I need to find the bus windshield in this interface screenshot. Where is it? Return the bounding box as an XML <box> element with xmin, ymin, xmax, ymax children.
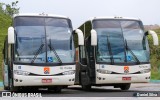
<box><xmin>93</xmin><ymin>19</ymin><xmax>149</xmax><ymax>64</ymax></box>
<box><xmin>14</xmin><ymin>16</ymin><xmax>75</xmax><ymax>64</ymax></box>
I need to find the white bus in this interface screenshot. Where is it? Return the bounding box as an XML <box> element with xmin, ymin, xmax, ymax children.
<box><xmin>75</xmin><ymin>17</ymin><xmax>158</xmax><ymax>90</ymax></box>
<box><xmin>2</xmin><ymin>13</ymin><xmax>84</xmax><ymax>92</ymax></box>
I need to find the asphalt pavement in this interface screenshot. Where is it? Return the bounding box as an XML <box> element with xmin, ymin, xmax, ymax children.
<box><xmin>0</xmin><ymin>83</ymin><xmax>159</xmax><ymax>98</ymax></box>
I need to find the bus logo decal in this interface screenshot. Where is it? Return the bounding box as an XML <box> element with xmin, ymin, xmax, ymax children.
<box><xmin>48</xmin><ymin>57</ymin><xmax>53</xmax><ymax>62</ymax></box>
<box><xmin>124</xmin><ymin>66</ymin><xmax>129</xmax><ymax>74</ymax></box>
<box><xmin>44</xmin><ymin>67</ymin><xmax>50</xmax><ymax>74</ymax></box>
<box><xmin>127</xmin><ymin>55</ymin><xmax>132</xmax><ymax>61</ymax></box>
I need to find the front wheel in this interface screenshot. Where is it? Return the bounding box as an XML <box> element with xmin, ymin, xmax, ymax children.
<box><xmin>10</xmin><ymin>86</ymin><xmax>19</xmax><ymax>92</ymax></box>
<box><xmin>48</xmin><ymin>86</ymin><xmax>62</xmax><ymax>93</ymax></box>
<box><xmin>3</xmin><ymin>78</ymin><xmax>10</xmax><ymax>90</ymax></box>
<box><xmin>9</xmin><ymin>78</ymin><xmax>19</xmax><ymax>92</ymax></box>
<box><xmin>82</xmin><ymin>85</ymin><xmax>91</xmax><ymax>91</ymax></box>
<box><xmin>54</xmin><ymin>87</ymin><xmax>62</xmax><ymax>93</ymax></box>
<box><xmin>4</xmin><ymin>86</ymin><xmax>10</xmax><ymax>90</ymax></box>
<box><xmin>120</xmin><ymin>83</ymin><xmax>131</xmax><ymax>90</ymax></box>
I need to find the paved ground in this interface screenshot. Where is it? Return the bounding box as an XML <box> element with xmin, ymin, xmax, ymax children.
<box><xmin>0</xmin><ymin>83</ymin><xmax>159</xmax><ymax>99</ymax></box>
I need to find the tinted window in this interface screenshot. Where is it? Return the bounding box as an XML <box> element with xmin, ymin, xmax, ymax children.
<box><xmin>93</xmin><ymin>19</ymin><xmax>149</xmax><ymax>64</ymax></box>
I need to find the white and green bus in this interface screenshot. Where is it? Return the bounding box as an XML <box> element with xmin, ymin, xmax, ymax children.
<box><xmin>75</xmin><ymin>17</ymin><xmax>158</xmax><ymax>90</ymax></box>
<box><xmin>2</xmin><ymin>13</ymin><xmax>84</xmax><ymax>92</ymax></box>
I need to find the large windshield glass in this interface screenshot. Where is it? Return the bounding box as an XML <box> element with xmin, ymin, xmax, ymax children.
<box><xmin>14</xmin><ymin>16</ymin><xmax>75</xmax><ymax>64</ymax></box>
<box><xmin>94</xmin><ymin>21</ymin><xmax>126</xmax><ymax>63</ymax></box>
<box><xmin>45</xmin><ymin>18</ymin><xmax>75</xmax><ymax>63</ymax></box>
<box><xmin>93</xmin><ymin>19</ymin><xmax>149</xmax><ymax>64</ymax></box>
<box><xmin>121</xmin><ymin>21</ymin><xmax>149</xmax><ymax>63</ymax></box>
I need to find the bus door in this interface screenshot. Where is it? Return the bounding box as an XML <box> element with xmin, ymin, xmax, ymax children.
<box><xmin>85</xmin><ymin>36</ymin><xmax>96</xmax><ymax>83</ymax></box>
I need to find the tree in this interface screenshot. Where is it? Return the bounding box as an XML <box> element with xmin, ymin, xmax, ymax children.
<box><xmin>0</xmin><ymin>3</ymin><xmax>5</xmax><ymax>14</ymax></box>
<box><xmin>5</xmin><ymin>1</ymin><xmax>19</xmax><ymax>17</ymax></box>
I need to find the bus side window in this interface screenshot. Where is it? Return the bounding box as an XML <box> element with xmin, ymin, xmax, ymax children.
<box><xmin>85</xmin><ymin>21</ymin><xmax>93</xmax><ymax>58</ymax></box>
<box><xmin>86</xmin><ymin>36</ymin><xmax>94</xmax><ymax>58</ymax></box>
<box><xmin>4</xmin><ymin>39</ymin><xmax>8</xmax><ymax>65</ymax></box>
<box><xmin>84</xmin><ymin>21</ymin><xmax>92</xmax><ymax>38</ymax></box>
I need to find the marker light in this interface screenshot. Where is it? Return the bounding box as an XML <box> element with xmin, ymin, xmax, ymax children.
<box><xmin>14</xmin><ymin>70</ymin><xmax>30</xmax><ymax>76</ymax></box>
<box><xmin>140</xmin><ymin>69</ymin><xmax>151</xmax><ymax>74</ymax></box>
<box><xmin>62</xmin><ymin>71</ymin><xmax>75</xmax><ymax>75</ymax></box>
<box><xmin>97</xmin><ymin>69</ymin><xmax>112</xmax><ymax>74</ymax></box>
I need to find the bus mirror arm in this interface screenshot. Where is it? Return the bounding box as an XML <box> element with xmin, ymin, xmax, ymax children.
<box><xmin>145</xmin><ymin>30</ymin><xmax>159</xmax><ymax>46</ymax></box>
<box><xmin>91</xmin><ymin>29</ymin><xmax>97</xmax><ymax>46</ymax></box>
<box><xmin>8</xmin><ymin>27</ymin><xmax>15</xmax><ymax>44</ymax></box>
<box><xmin>75</xmin><ymin>29</ymin><xmax>84</xmax><ymax>46</ymax></box>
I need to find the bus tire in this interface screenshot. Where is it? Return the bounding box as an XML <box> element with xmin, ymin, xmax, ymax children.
<box><xmin>9</xmin><ymin>79</ymin><xmax>19</xmax><ymax>92</ymax></box>
<box><xmin>21</xmin><ymin>87</ymin><xmax>38</xmax><ymax>92</ymax></box>
<box><xmin>54</xmin><ymin>87</ymin><xmax>62</xmax><ymax>93</ymax></box>
<box><xmin>3</xmin><ymin>81</ymin><xmax>10</xmax><ymax>90</ymax></box>
<box><xmin>10</xmin><ymin>86</ymin><xmax>19</xmax><ymax>92</ymax></box>
<box><xmin>4</xmin><ymin>86</ymin><xmax>10</xmax><ymax>90</ymax></box>
<box><xmin>120</xmin><ymin>83</ymin><xmax>131</xmax><ymax>90</ymax></box>
<box><xmin>82</xmin><ymin>85</ymin><xmax>91</xmax><ymax>91</ymax></box>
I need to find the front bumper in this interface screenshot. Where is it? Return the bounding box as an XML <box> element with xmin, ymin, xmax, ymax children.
<box><xmin>13</xmin><ymin>75</ymin><xmax>75</xmax><ymax>86</ymax></box>
<box><xmin>96</xmin><ymin>72</ymin><xmax>150</xmax><ymax>84</ymax></box>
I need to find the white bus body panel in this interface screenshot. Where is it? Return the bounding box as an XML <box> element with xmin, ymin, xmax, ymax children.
<box><xmin>13</xmin><ymin>64</ymin><xmax>75</xmax><ymax>86</ymax></box>
<box><xmin>95</xmin><ymin>64</ymin><xmax>150</xmax><ymax>84</ymax></box>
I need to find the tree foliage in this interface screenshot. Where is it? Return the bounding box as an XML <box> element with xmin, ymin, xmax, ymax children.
<box><xmin>0</xmin><ymin>1</ymin><xmax>19</xmax><ymax>80</ymax></box>
<box><xmin>0</xmin><ymin>1</ymin><xmax>19</xmax><ymax>17</ymax></box>
<box><xmin>0</xmin><ymin>3</ymin><xmax>5</xmax><ymax>13</ymax></box>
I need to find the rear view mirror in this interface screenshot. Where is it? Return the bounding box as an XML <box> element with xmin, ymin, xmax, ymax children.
<box><xmin>91</xmin><ymin>29</ymin><xmax>97</xmax><ymax>46</ymax></box>
<box><xmin>145</xmin><ymin>30</ymin><xmax>159</xmax><ymax>46</ymax></box>
<box><xmin>74</xmin><ymin>29</ymin><xmax>84</xmax><ymax>46</ymax></box>
<box><xmin>8</xmin><ymin>27</ymin><xmax>15</xmax><ymax>44</ymax></box>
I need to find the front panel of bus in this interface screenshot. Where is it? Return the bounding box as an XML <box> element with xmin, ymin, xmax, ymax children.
<box><xmin>12</xmin><ymin>16</ymin><xmax>75</xmax><ymax>86</ymax></box>
<box><xmin>92</xmin><ymin>19</ymin><xmax>150</xmax><ymax>84</ymax></box>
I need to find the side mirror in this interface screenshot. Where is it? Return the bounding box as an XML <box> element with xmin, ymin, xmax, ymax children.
<box><xmin>146</xmin><ymin>30</ymin><xmax>159</xmax><ymax>46</ymax></box>
<box><xmin>91</xmin><ymin>29</ymin><xmax>97</xmax><ymax>46</ymax></box>
<box><xmin>75</xmin><ymin>29</ymin><xmax>84</xmax><ymax>46</ymax></box>
<box><xmin>8</xmin><ymin>27</ymin><xmax>15</xmax><ymax>44</ymax></box>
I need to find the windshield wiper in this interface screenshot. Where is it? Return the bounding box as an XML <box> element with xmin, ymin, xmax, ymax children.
<box><xmin>48</xmin><ymin>39</ymin><xmax>62</xmax><ymax>64</ymax></box>
<box><xmin>125</xmin><ymin>39</ymin><xmax>140</xmax><ymax>64</ymax></box>
<box><xmin>31</xmin><ymin>44</ymin><xmax>44</xmax><ymax>63</ymax></box>
<box><xmin>106</xmin><ymin>34</ymin><xmax>114</xmax><ymax>65</ymax></box>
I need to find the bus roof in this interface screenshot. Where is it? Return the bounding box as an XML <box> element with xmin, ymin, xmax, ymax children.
<box><xmin>13</xmin><ymin>13</ymin><xmax>69</xmax><ymax>19</ymax></box>
<box><xmin>89</xmin><ymin>16</ymin><xmax>141</xmax><ymax>21</ymax></box>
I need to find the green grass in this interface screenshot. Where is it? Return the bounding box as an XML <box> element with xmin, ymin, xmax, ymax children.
<box><xmin>149</xmin><ymin>29</ymin><xmax>160</xmax><ymax>80</ymax></box>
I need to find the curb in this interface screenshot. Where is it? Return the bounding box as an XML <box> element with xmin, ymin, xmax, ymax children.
<box><xmin>0</xmin><ymin>82</ymin><xmax>3</xmax><ymax>87</ymax></box>
<box><xmin>150</xmin><ymin>80</ymin><xmax>160</xmax><ymax>83</ymax></box>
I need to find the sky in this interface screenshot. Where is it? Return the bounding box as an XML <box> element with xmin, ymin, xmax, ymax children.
<box><xmin>1</xmin><ymin>0</ymin><xmax>160</xmax><ymax>29</ymax></box>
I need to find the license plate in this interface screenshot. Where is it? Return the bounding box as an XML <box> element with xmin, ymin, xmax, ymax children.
<box><xmin>42</xmin><ymin>79</ymin><xmax>52</xmax><ymax>83</ymax></box>
<box><xmin>122</xmin><ymin>77</ymin><xmax>131</xmax><ymax>81</ymax></box>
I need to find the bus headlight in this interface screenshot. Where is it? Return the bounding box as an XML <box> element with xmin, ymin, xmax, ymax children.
<box><xmin>97</xmin><ymin>69</ymin><xmax>112</xmax><ymax>74</ymax></box>
<box><xmin>140</xmin><ymin>69</ymin><xmax>151</xmax><ymax>74</ymax></box>
<box><xmin>62</xmin><ymin>71</ymin><xmax>75</xmax><ymax>75</ymax></box>
<box><xmin>14</xmin><ymin>70</ymin><xmax>30</xmax><ymax>76</ymax></box>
